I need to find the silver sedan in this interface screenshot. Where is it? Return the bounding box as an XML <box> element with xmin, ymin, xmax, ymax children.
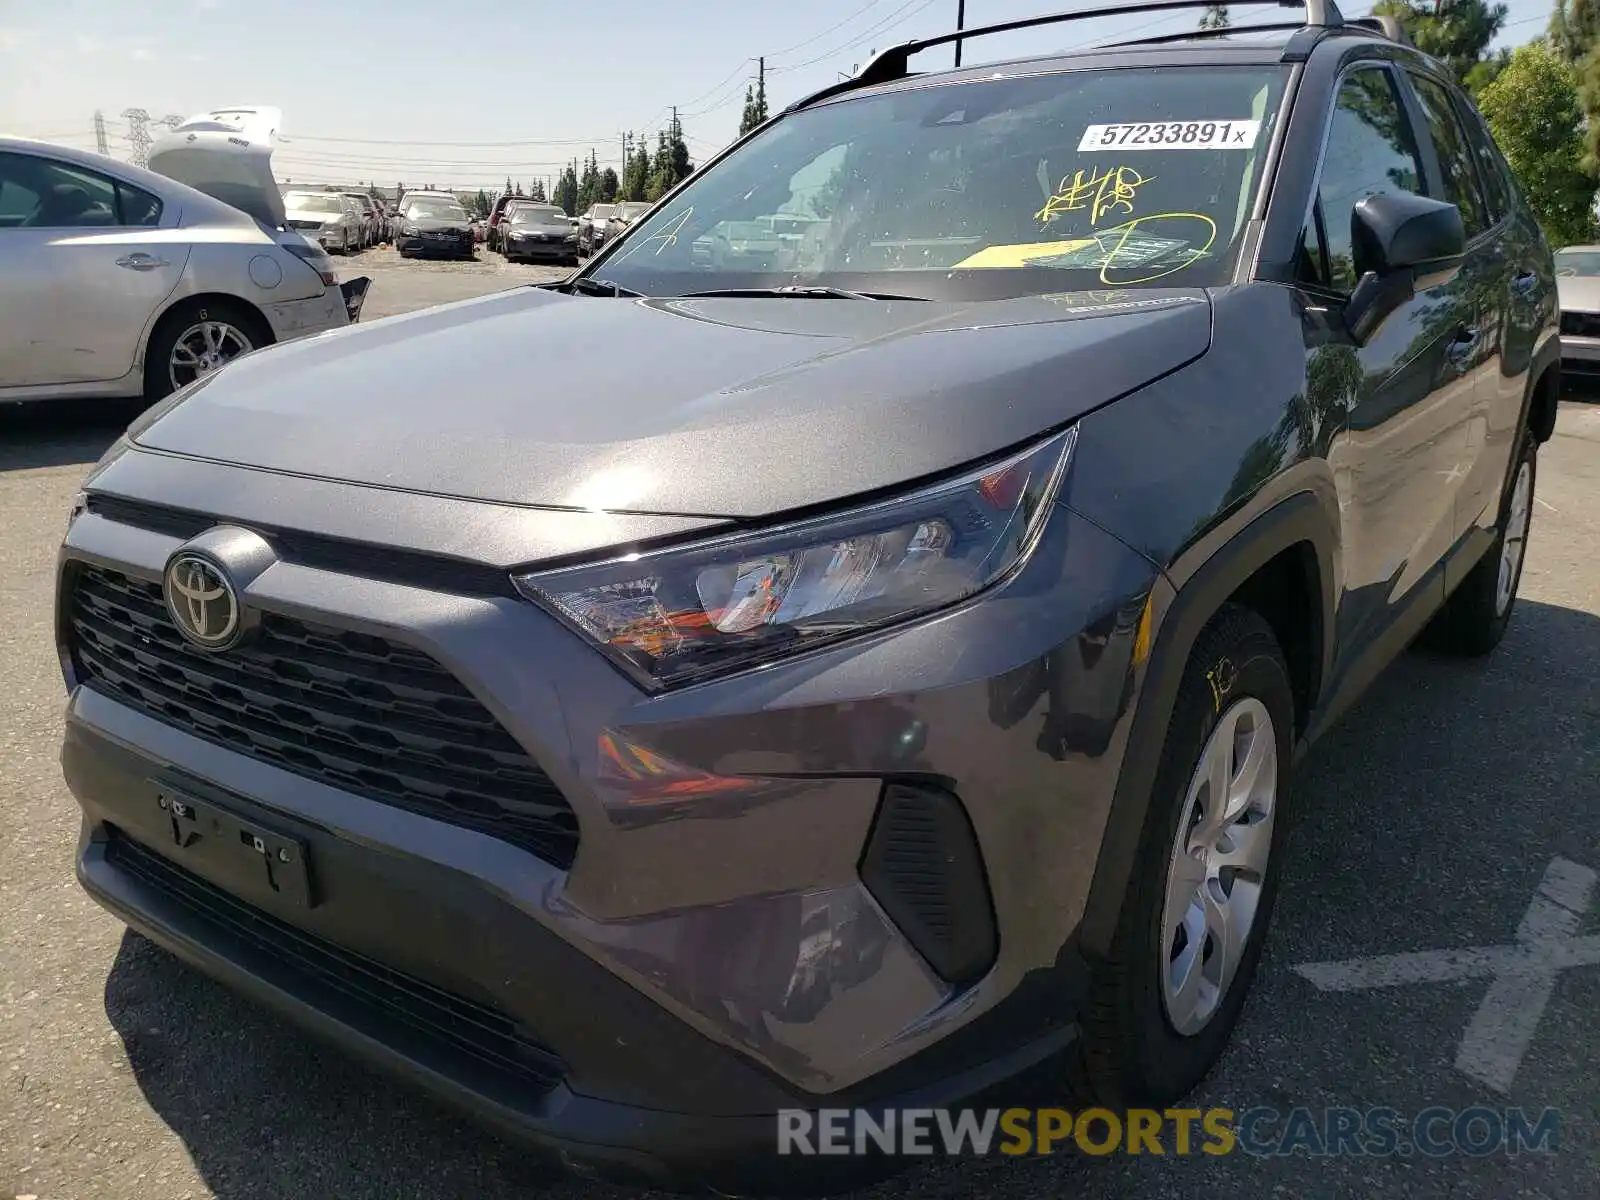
<box><xmin>0</xmin><ymin>137</ymin><xmax>369</xmax><ymax>405</ymax></box>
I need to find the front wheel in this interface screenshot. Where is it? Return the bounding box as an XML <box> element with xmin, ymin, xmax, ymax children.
<box><xmin>1069</xmin><ymin>604</ymin><xmax>1294</xmax><ymax>1107</ymax></box>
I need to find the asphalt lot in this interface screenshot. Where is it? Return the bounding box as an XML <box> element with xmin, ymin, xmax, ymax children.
<box><xmin>3</xmin><ymin>251</ymin><xmax>1598</xmax><ymax>1199</ymax></box>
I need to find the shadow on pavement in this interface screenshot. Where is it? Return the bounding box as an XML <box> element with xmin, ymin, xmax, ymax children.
<box><xmin>100</xmin><ymin>598</ymin><xmax>1600</xmax><ymax>1200</ymax></box>
<box><xmin>0</xmin><ymin>398</ymin><xmax>142</xmax><ymax>473</ymax></box>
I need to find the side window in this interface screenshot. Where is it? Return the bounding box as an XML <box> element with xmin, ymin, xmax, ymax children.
<box><xmin>116</xmin><ymin>182</ymin><xmax>163</xmax><ymax>228</ymax></box>
<box><xmin>1408</xmin><ymin>73</ymin><xmax>1489</xmax><ymax>238</ymax></box>
<box><xmin>1456</xmin><ymin>100</ymin><xmax>1511</xmax><ymax>223</ymax></box>
<box><xmin>19</xmin><ymin>160</ymin><xmax>118</xmax><ymax>228</ymax></box>
<box><xmin>1302</xmin><ymin>66</ymin><xmax>1425</xmax><ymax>294</ymax></box>
<box><xmin>0</xmin><ymin>155</ymin><xmax>41</xmax><ymax>227</ymax></box>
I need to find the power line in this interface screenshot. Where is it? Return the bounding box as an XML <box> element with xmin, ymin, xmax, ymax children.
<box><xmin>768</xmin><ymin>0</ymin><xmax>898</xmax><ymax>58</ymax></box>
<box><xmin>769</xmin><ymin>0</ymin><xmax>942</xmax><ymax>73</ymax></box>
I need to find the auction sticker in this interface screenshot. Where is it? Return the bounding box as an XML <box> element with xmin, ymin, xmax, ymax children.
<box><xmin>1078</xmin><ymin>119</ymin><xmax>1262</xmax><ymax>151</ymax></box>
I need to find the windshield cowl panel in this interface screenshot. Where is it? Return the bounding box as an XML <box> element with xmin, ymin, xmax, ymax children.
<box><xmin>597</xmin><ymin>65</ymin><xmax>1287</xmax><ymax>301</ymax></box>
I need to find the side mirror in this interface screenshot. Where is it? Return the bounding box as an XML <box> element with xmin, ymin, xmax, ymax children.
<box><xmin>1344</xmin><ymin>192</ymin><xmax>1465</xmax><ymax>344</ymax></box>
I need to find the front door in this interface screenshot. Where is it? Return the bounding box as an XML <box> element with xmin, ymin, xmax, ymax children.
<box><xmin>1291</xmin><ymin>63</ymin><xmax>1473</xmax><ymax>675</ymax></box>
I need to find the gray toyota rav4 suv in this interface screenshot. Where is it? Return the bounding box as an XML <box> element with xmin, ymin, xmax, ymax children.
<box><xmin>58</xmin><ymin>1</ymin><xmax>1558</xmax><ymax>1191</ymax></box>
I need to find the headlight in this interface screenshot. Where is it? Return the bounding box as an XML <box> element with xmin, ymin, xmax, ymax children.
<box><xmin>565</xmin><ymin>231</ymin><xmax>579</xmax><ymax>241</ymax></box>
<box><xmin>402</xmin><ymin>223</ymin><xmax>420</xmax><ymax>236</ymax></box>
<box><xmin>515</xmin><ymin>428</ymin><xmax>1076</xmax><ymax>690</ymax></box>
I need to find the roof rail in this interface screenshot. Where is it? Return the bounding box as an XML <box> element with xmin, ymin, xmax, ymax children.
<box><xmin>1108</xmin><ymin>20</ymin><xmax>1310</xmax><ymax>47</ymax></box>
<box><xmin>851</xmin><ymin>0</ymin><xmax>1344</xmax><ymax>86</ymax></box>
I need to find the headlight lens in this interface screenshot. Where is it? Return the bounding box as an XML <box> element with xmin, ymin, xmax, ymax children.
<box><xmin>515</xmin><ymin>428</ymin><xmax>1076</xmax><ymax>690</ymax></box>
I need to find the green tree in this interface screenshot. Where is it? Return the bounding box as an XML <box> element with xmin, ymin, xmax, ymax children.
<box><xmin>529</xmin><ymin>178</ymin><xmax>547</xmax><ymax>203</ymax></box>
<box><xmin>739</xmin><ymin>77</ymin><xmax>769</xmax><ymax>135</ymax></box>
<box><xmin>577</xmin><ymin>150</ymin><xmax>600</xmax><ymax>212</ymax></box>
<box><xmin>647</xmin><ymin>115</ymin><xmax>694</xmax><ymax>200</ymax></box>
<box><xmin>599</xmin><ymin>167</ymin><xmax>620</xmax><ymax>203</ymax></box>
<box><xmin>1199</xmin><ymin>5</ymin><xmax>1230</xmax><ymax>30</ymax></box>
<box><xmin>1373</xmin><ymin>0</ymin><xmax>1508</xmax><ymax>94</ymax></box>
<box><xmin>474</xmin><ymin>188</ymin><xmax>490</xmax><ymax>217</ymax></box>
<box><xmin>554</xmin><ymin>163</ymin><xmax>579</xmax><ymax>215</ymax></box>
<box><xmin>624</xmin><ymin>136</ymin><xmax>652</xmax><ymax>201</ymax></box>
<box><xmin>514</xmin><ymin>180</ymin><xmax>524</xmax><ymax>197</ymax></box>
<box><xmin>1550</xmin><ymin>0</ymin><xmax>1600</xmax><ymax>62</ymax></box>
<box><xmin>1479</xmin><ymin>42</ymin><xmax>1597</xmax><ymax>245</ymax></box>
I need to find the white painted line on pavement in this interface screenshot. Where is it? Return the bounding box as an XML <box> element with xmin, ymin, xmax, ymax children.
<box><xmin>1294</xmin><ymin>857</ymin><xmax>1598</xmax><ymax>1094</ymax></box>
<box><xmin>1535</xmin><ymin>496</ymin><xmax>1558</xmax><ymax>512</ymax></box>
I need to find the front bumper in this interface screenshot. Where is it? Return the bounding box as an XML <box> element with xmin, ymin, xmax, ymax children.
<box><xmin>1559</xmin><ymin>329</ymin><xmax>1600</xmax><ymax>374</ymax></box>
<box><xmin>397</xmin><ymin>232</ymin><xmax>475</xmax><ymax>256</ymax></box>
<box><xmin>504</xmin><ymin>236</ymin><xmax>578</xmax><ymax>259</ymax></box>
<box><xmin>57</xmin><ymin>450</ymin><xmax>1157</xmax><ymax>1183</ymax></box>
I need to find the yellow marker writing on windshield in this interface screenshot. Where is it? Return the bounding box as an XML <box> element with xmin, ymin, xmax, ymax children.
<box><xmin>1036</xmin><ymin>165</ymin><xmax>1153</xmax><ymax>227</ymax></box>
<box><xmin>1093</xmin><ymin>212</ymin><xmax>1217</xmax><ymax>285</ymax></box>
<box><xmin>640</xmin><ymin>207</ymin><xmax>694</xmax><ymax>256</ymax></box>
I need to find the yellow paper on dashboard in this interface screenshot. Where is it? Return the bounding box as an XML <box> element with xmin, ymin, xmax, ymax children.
<box><xmin>954</xmin><ymin>239</ymin><xmax>1098</xmax><ymax>269</ymax></box>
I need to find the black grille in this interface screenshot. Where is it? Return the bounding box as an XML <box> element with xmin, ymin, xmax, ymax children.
<box><xmin>68</xmin><ymin>565</ymin><xmax>579</xmax><ymax>868</ymax></box>
<box><xmin>105</xmin><ymin>829</ymin><xmax>565</xmax><ymax>1092</ymax></box>
<box><xmin>82</xmin><ymin>495</ymin><xmax>518</xmax><ymax>598</ymax></box>
<box><xmin>1561</xmin><ymin>310</ymin><xmax>1600</xmax><ymax>339</ymax></box>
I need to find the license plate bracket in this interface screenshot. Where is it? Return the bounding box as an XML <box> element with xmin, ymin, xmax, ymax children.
<box><xmin>152</xmin><ymin>782</ymin><xmax>316</xmax><ymax>908</ymax></box>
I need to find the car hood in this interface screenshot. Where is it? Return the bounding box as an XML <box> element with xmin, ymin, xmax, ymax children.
<box><xmin>133</xmin><ymin>286</ymin><xmax>1212</xmax><ymax>519</ymax></box>
<box><xmin>284</xmin><ymin>206</ymin><xmax>341</xmax><ymax>223</ymax></box>
<box><xmin>1558</xmin><ymin>275</ymin><xmax>1600</xmax><ymax>313</ymax></box>
<box><xmin>404</xmin><ymin>217</ymin><xmax>472</xmax><ymax>232</ymax></box>
<box><xmin>148</xmin><ymin>106</ymin><xmax>286</xmax><ymax>229</ymax></box>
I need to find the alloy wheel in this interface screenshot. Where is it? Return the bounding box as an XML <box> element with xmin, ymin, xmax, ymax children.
<box><xmin>169</xmin><ymin>320</ymin><xmax>253</xmax><ymax>391</ymax></box>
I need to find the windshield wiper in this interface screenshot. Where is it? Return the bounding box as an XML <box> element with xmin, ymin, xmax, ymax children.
<box><xmin>564</xmin><ymin>277</ymin><xmax>644</xmax><ymax>298</ymax></box>
<box><xmin>675</xmin><ymin>285</ymin><xmax>929</xmax><ymax>301</ymax></box>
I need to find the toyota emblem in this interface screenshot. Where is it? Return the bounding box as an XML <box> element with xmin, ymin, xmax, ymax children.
<box><xmin>163</xmin><ymin>553</ymin><xmax>241</xmax><ymax>650</ymax></box>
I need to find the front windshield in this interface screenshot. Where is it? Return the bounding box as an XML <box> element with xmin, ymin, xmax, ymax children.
<box><xmin>405</xmin><ymin>198</ymin><xmax>468</xmax><ymax>221</ymax></box>
<box><xmin>615</xmin><ymin>203</ymin><xmax>650</xmax><ymax>219</ymax></box>
<box><xmin>286</xmin><ymin>194</ymin><xmax>344</xmax><ymax>214</ymax></box>
<box><xmin>600</xmin><ymin>66</ymin><xmax>1287</xmax><ymax>299</ymax></box>
<box><xmin>512</xmin><ymin>206</ymin><xmax>566</xmax><ymax>224</ymax></box>
<box><xmin>1556</xmin><ymin>249</ymin><xmax>1600</xmax><ymax>276</ymax></box>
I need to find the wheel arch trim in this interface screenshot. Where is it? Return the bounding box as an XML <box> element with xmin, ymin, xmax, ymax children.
<box><xmin>1078</xmin><ymin>490</ymin><xmax>1338</xmax><ymax>958</ymax></box>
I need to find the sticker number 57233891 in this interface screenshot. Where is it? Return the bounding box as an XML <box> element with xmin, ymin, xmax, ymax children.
<box><xmin>1077</xmin><ymin>120</ymin><xmax>1262</xmax><ymax>151</ymax></box>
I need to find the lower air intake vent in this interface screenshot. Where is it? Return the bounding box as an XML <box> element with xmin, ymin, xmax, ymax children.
<box><xmin>859</xmin><ymin>783</ymin><xmax>997</xmax><ymax>986</ymax></box>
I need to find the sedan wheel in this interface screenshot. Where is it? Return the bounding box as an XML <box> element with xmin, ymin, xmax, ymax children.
<box><xmin>169</xmin><ymin>320</ymin><xmax>254</xmax><ymax>391</ymax></box>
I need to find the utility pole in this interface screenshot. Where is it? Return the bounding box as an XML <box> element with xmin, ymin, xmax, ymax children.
<box><xmin>954</xmin><ymin>0</ymin><xmax>966</xmax><ymax>66</ymax></box>
<box><xmin>122</xmin><ymin>108</ymin><xmax>151</xmax><ymax>168</ymax></box>
<box><xmin>93</xmin><ymin>110</ymin><xmax>108</xmax><ymax>156</ymax></box>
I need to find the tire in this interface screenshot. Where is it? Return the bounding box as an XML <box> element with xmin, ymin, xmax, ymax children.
<box><xmin>1068</xmin><ymin>603</ymin><xmax>1294</xmax><ymax>1107</ymax></box>
<box><xmin>1424</xmin><ymin>433</ymin><xmax>1537</xmax><ymax>657</ymax></box>
<box><xmin>142</xmin><ymin>298</ymin><xmax>272</xmax><ymax>403</ymax></box>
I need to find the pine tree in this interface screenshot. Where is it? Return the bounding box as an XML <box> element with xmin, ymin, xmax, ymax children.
<box><xmin>505</xmin><ymin>175</ymin><xmax>513</xmax><ymax>196</ymax></box>
<box><xmin>554</xmin><ymin>163</ymin><xmax>579</xmax><ymax>215</ymax></box>
<box><xmin>529</xmin><ymin>178</ymin><xmax>547</xmax><ymax>203</ymax></box>
<box><xmin>624</xmin><ymin>136</ymin><xmax>651</xmax><ymax>201</ymax></box>
<box><xmin>739</xmin><ymin>75</ymin><xmax>769</xmax><ymax>135</ymax></box>
<box><xmin>514</xmin><ymin>180</ymin><xmax>524</xmax><ymax>197</ymax></box>
<box><xmin>577</xmin><ymin>150</ymin><xmax>600</xmax><ymax>212</ymax></box>
<box><xmin>474</xmin><ymin>188</ymin><xmax>489</xmax><ymax>217</ymax></box>
<box><xmin>599</xmin><ymin>167</ymin><xmax>620</xmax><ymax>203</ymax></box>
<box><xmin>1373</xmin><ymin>0</ymin><xmax>1509</xmax><ymax>94</ymax></box>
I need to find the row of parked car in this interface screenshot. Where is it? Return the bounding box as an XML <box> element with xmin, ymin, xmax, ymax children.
<box><xmin>474</xmin><ymin>195</ymin><xmax>653</xmax><ymax>265</ymax></box>
<box><xmin>280</xmin><ymin>188</ymin><xmax>392</xmax><ymax>254</ymax></box>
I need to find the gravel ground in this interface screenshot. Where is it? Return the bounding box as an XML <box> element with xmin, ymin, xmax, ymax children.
<box><xmin>2</xmin><ymin>260</ymin><xmax>1597</xmax><ymax>1199</ymax></box>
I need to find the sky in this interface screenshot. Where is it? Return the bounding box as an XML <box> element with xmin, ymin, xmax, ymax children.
<box><xmin>0</xmin><ymin>0</ymin><xmax>1562</xmax><ymax>193</ymax></box>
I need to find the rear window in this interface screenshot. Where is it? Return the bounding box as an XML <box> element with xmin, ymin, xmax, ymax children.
<box><xmin>602</xmin><ymin>65</ymin><xmax>1290</xmax><ymax>300</ymax></box>
<box><xmin>512</xmin><ymin>205</ymin><xmax>566</xmax><ymax>224</ymax></box>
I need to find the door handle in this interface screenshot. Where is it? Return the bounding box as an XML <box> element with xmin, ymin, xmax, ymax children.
<box><xmin>115</xmin><ymin>253</ymin><xmax>169</xmax><ymax>271</ymax></box>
